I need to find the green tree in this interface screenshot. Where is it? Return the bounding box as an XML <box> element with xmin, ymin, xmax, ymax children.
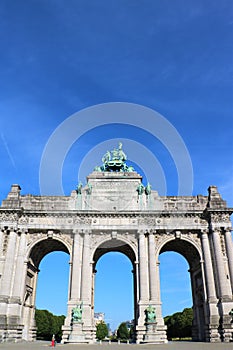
<box><xmin>35</xmin><ymin>309</ymin><xmax>65</xmax><ymax>341</ymax></box>
<box><xmin>164</xmin><ymin>307</ymin><xmax>193</xmax><ymax>340</ymax></box>
<box><xmin>117</xmin><ymin>322</ymin><xmax>129</xmax><ymax>340</ymax></box>
<box><xmin>96</xmin><ymin>321</ymin><xmax>108</xmax><ymax>340</ymax></box>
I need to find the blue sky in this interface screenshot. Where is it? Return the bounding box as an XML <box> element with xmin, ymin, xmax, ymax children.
<box><xmin>0</xmin><ymin>0</ymin><xmax>232</xmax><ymax>331</ymax></box>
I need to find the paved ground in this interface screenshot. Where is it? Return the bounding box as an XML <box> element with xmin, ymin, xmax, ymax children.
<box><xmin>0</xmin><ymin>341</ymin><xmax>232</xmax><ymax>350</ymax></box>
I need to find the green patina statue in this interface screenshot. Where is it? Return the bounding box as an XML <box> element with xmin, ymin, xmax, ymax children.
<box><xmin>76</xmin><ymin>182</ymin><xmax>82</xmax><ymax>195</ymax></box>
<box><xmin>94</xmin><ymin>142</ymin><xmax>134</xmax><ymax>172</ymax></box>
<box><xmin>87</xmin><ymin>183</ymin><xmax>92</xmax><ymax>195</ymax></box>
<box><xmin>72</xmin><ymin>302</ymin><xmax>83</xmax><ymax>323</ymax></box>
<box><xmin>145</xmin><ymin>305</ymin><xmax>156</xmax><ymax>323</ymax></box>
<box><xmin>145</xmin><ymin>183</ymin><xmax>152</xmax><ymax>195</ymax></box>
<box><xmin>137</xmin><ymin>183</ymin><xmax>144</xmax><ymax>195</ymax></box>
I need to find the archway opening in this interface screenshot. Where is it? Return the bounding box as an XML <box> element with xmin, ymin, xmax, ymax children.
<box><xmin>158</xmin><ymin>238</ymin><xmax>205</xmax><ymax>341</ymax></box>
<box><xmin>93</xmin><ymin>240</ymin><xmax>136</xmax><ymax>335</ymax></box>
<box><xmin>160</xmin><ymin>251</ymin><xmax>192</xmax><ymax>318</ymax></box>
<box><xmin>36</xmin><ymin>251</ymin><xmax>70</xmax><ymax>316</ymax></box>
<box><xmin>24</xmin><ymin>238</ymin><xmax>70</xmax><ymax>341</ymax></box>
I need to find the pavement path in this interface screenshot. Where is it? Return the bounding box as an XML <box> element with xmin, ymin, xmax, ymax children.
<box><xmin>0</xmin><ymin>342</ymin><xmax>232</xmax><ymax>350</ymax></box>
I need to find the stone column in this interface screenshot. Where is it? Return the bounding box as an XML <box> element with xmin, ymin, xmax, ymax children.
<box><xmin>80</xmin><ymin>230</ymin><xmax>93</xmax><ymax>333</ymax></box>
<box><xmin>30</xmin><ymin>269</ymin><xmax>39</xmax><ymax>333</ymax></box>
<box><xmin>138</xmin><ymin>231</ymin><xmax>149</xmax><ymax>302</ymax></box>
<box><xmin>70</xmin><ymin>231</ymin><xmax>82</xmax><ymax>301</ymax></box>
<box><xmin>91</xmin><ymin>264</ymin><xmax>96</xmax><ymax>322</ymax></box>
<box><xmin>12</xmin><ymin>231</ymin><xmax>27</xmax><ymax>300</ymax></box>
<box><xmin>211</xmin><ymin>229</ymin><xmax>232</xmax><ymax>299</ymax></box>
<box><xmin>0</xmin><ymin>229</ymin><xmax>6</xmax><ymax>288</ymax></box>
<box><xmin>1</xmin><ymin>228</ymin><xmax>18</xmax><ymax>297</ymax></box>
<box><xmin>62</xmin><ymin>231</ymin><xmax>83</xmax><ymax>343</ymax></box>
<box><xmin>148</xmin><ymin>231</ymin><xmax>157</xmax><ymax>301</ymax></box>
<box><xmin>224</xmin><ymin>228</ymin><xmax>233</xmax><ymax>292</ymax></box>
<box><xmin>200</xmin><ymin>230</ymin><xmax>217</xmax><ymax>302</ymax></box>
<box><xmin>135</xmin><ymin>260</ymin><xmax>139</xmax><ymax>303</ymax></box>
<box><xmin>136</xmin><ymin>231</ymin><xmax>149</xmax><ymax>342</ymax></box>
<box><xmin>81</xmin><ymin>230</ymin><xmax>92</xmax><ymax>303</ymax></box>
<box><xmin>31</xmin><ymin>270</ymin><xmax>39</xmax><ymax>307</ymax></box>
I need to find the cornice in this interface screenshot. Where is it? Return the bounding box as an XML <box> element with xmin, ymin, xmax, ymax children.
<box><xmin>0</xmin><ymin>209</ymin><xmax>208</xmax><ymax>218</ymax></box>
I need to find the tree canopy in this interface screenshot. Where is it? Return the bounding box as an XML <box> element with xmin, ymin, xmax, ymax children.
<box><xmin>117</xmin><ymin>322</ymin><xmax>130</xmax><ymax>340</ymax></box>
<box><xmin>96</xmin><ymin>321</ymin><xmax>108</xmax><ymax>340</ymax></box>
<box><xmin>164</xmin><ymin>307</ymin><xmax>193</xmax><ymax>340</ymax></box>
<box><xmin>35</xmin><ymin>309</ymin><xmax>65</xmax><ymax>342</ymax></box>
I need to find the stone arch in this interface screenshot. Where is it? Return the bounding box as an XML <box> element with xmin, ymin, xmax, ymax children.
<box><xmin>92</xmin><ymin>236</ymin><xmax>137</xmax><ymax>267</ymax></box>
<box><xmin>156</xmin><ymin>235</ymin><xmax>202</xmax><ymax>266</ymax></box>
<box><xmin>156</xmin><ymin>235</ymin><xmax>206</xmax><ymax>341</ymax></box>
<box><xmin>23</xmin><ymin>236</ymin><xmax>71</xmax><ymax>341</ymax></box>
<box><xmin>26</xmin><ymin>235</ymin><xmax>71</xmax><ymax>268</ymax></box>
<box><xmin>92</xmin><ymin>236</ymin><xmax>137</xmax><ymax>337</ymax></box>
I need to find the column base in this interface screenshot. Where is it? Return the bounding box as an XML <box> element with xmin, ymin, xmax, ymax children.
<box><xmin>68</xmin><ymin>323</ymin><xmax>88</xmax><ymax>343</ymax></box>
<box><xmin>62</xmin><ymin>322</ymin><xmax>95</xmax><ymax>344</ymax></box>
<box><xmin>141</xmin><ymin>322</ymin><xmax>168</xmax><ymax>344</ymax></box>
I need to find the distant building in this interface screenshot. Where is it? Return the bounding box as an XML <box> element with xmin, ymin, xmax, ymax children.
<box><xmin>94</xmin><ymin>312</ymin><xmax>105</xmax><ymax>325</ymax></box>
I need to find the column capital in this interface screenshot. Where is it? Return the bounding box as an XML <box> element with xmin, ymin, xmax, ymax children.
<box><xmin>73</xmin><ymin>228</ymin><xmax>92</xmax><ymax>235</ymax></box>
<box><xmin>224</xmin><ymin>227</ymin><xmax>232</xmax><ymax>234</ymax></box>
<box><xmin>209</xmin><ymin>225</ymin><xmax>222</xmax><ymax>234</ymax></box>
<box><xmin>213</xmin><ymin>227</ymin><xmax>223</xmax><ymax>235</ymax></box>
<box><xmin>200</xmin><ymin>229</ymin><xmax>209</xmax><ymax>235</ymax></box>
<box><xmin>9</xmin><ymin>227</ymin><xmax>17</xmax><ymax>233</ymax></box>
<box><xmin>137</xmin><ymin>229</ymin><xmax>145</xmax><ymax>236</ymax></box>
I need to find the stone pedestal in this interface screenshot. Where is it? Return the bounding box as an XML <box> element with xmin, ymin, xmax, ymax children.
<box><xmin>68</xmin><ymin>323</ymin><xmax>87</xmax><ymax>343</ymax></box>
<box><xmin>143</xmin><ymin>322</ymin><xmax>167</xmax><ymax>344</ymax></box>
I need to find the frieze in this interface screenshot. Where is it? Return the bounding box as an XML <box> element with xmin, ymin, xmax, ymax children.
<box><xmin>18</xmin><ymin>215</ymin><xmax>29</xmax><ymax>224</ymax></box>
<box><xmin>210</xmin><ymin>213</ymin><xmax>231</xmax><ymax>223</ymax></box>
<box><xmin>91</xmin><ymin>181</ymin><xmax>136</xmax><ymax>188</ymax></box>
<box><xmin>0</xmin><ymin>212</ymin><xmax>18</xmax><ymax>222</ymax></box>
<box><xmin>139</xmin><ymin>217</ymin><xmax>156</xmax><ymax>226</ymax></box>
<box><xmin>74</xmin><ymin>216</ymin><xmax>92</xmax><ymax>225</ymax></box>
<box><xmin>199</xmin><ymin>218</ymin><xmax>208</xmax><ymax>225</ymax></box>
<box><xmin>90</xmin><ymin>216</ymin><xmax>137</xmax><ymax>227</ymax></box>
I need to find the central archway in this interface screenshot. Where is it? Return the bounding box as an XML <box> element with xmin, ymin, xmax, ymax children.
<box><xmin>92</xmin><ymin>238</ymin><xmax>137</xmax><ymax>338</ymax></box>
<box><xmin>158</xmin><ymin>237</ymin><xmax>205</xmax><ymax>341</ymax></box>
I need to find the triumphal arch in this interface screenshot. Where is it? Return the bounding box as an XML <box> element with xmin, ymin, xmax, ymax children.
<box><xmin>0</xmin><ymin>143</ymin><xmax>232</xmax><ymax>343</ymax></box>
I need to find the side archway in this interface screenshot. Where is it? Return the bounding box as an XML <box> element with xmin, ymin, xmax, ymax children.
<box><xmin>157</xmin><ymin>236</ymin><xmax>206</xmax><ymax>341</ymax></box>
<box><xmin>22</xmin><ymin>236</ymin><xmax>71</xmax><ymax>341</ymax></box>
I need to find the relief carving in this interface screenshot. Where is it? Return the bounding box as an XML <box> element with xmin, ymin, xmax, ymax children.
<box><xmin>220</xmin><ymin>233</ymin><xmax>227</xmax><ymax>256</ymax></box>
<box><xmin>74</xmin><ymin>216</ymin><xmax>92</xmax><ymax>225</ymax></box>
<box><xmin>0</xmin><ymin>212</ymin><xmax>18</xmax><ymax>222</ymax></box>
<box><xmin>139</xmin><ymin>217</ymin><xmax>156</xmax><ymax>226</ymax></box>
<box><xmin>210</xmin><ymin>213</ymin><xmax>230</xmax><ymax>223</ymax></box>
<box><xmin>18</xmin><ymin>215</ymin><xmax>29</xmax><ymax>224</ymax></box>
